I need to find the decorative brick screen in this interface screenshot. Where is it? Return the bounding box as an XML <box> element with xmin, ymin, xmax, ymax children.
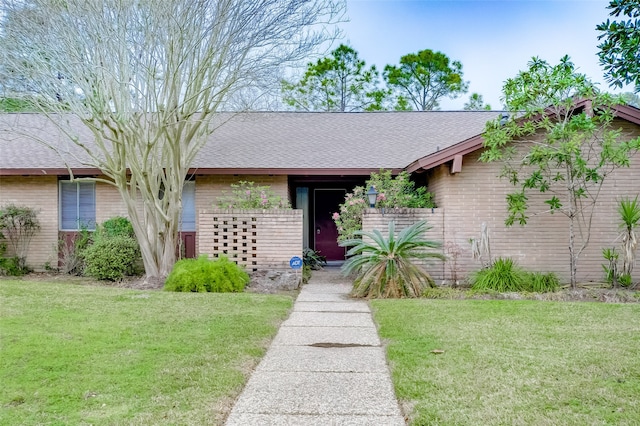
<box><xmin>199</xmin><ymin>209</ymin><xmax>303</xmax><ymax>271</ymax></box>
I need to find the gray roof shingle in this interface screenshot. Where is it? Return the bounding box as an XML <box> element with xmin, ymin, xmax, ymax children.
<box><xmin>0</xmin><ymin>111</ymin><xmax>498</xmax><ymax>174</ymax></box>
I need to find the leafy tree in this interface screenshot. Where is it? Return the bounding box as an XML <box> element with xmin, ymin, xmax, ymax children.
<box><xmin>0</xmin><ymin>0</ymin><xmax>343</xmax><ymax>286</ymax></box>
<box><xmin>622</xmin><ymin>91</ymin><xmax>640</xmax><ymax>107</ymax></box>
<box><xmin>481</xmin><ymin>56</ymin><xmax>640</xmax><ymax>288</ymax></box>
<box><xmin>463</xmin><ymin>93</ymin><xmax>492</xmax><ymax>111</ymax></box>
<box><xmin>597</xmin><ymin>0</ymin><xmax>640</xmax><ymax>92</ymax></box>
<box><xmin>340</xmin><ymin>220</ymin><xmax>445</xmax><ymax>298</ymax></box>
<box><xmin>383</xmin><ymin>49</ymin><xmax>468</xmax><ymax>111</ymax></box>
<box><xmin>281</xmin><ymin>44</ymin><xmax>387</xmax><ymax>111</ymax></box>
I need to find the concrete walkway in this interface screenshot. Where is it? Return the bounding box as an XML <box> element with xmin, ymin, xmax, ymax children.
<box><xmin>225</xmin><ymin>268</ymin><xmax>406</xmax><ymax>425</ymax></box>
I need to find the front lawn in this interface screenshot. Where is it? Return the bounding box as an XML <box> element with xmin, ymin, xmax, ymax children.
<box><xmin>372</xmin><ymin>299</ymin><xmax>640</xmax><ymax>425</ymax></box>
<box><xmin>0</xmin><ymin>280</ymin><xmax>293</xmax><ymax>425</ymax></box>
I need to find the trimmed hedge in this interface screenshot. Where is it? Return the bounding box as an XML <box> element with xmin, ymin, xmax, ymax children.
<box><xmin>164</xmin><ymin>255</ymin><xmax>249</xmax><ymax>292</ymax></box>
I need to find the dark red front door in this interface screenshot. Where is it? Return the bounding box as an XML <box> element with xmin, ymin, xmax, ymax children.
<box><xmin>314</xmin><ymin>189</ymin><xmax>345</xmax><ymax>261</ymax></box>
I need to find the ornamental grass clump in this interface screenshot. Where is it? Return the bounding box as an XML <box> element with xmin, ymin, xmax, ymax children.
<box><xmin>470</xmin><ymin>257</ymin><xmax>526</xmax><ymax>293</ymax></box>
<box><xmin>164</xmin><ymin>255</ymin><xmax>249</xmax><ymax>292</ymax></box>
<box><xmin>470</xmin><ymin>258</ymin><xmax>559</xmax><ymax>293</ymax></box>
<box><xmin>340</xmin><ymin>220</ymin><xmax>445</xmax><ymax>298</ymax></box>
<box><xmin>527</xmin><ymin>271</ymin><xmax>560</xmax><ymax>293</ymax></box>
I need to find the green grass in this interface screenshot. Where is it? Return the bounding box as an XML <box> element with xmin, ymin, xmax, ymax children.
<box><xmin>0</xmin><ymin>280</ymin><xmax>293</xmax><ymax>425</ymax></box>
<box><xmin>372</xmin><ymin>299</ymin><xmax>640</xmax><ymax>425</ymax></box>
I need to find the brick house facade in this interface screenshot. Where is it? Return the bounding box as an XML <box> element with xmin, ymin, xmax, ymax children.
<box><xmin>1</xmin><ymin>109</ymin><xmax>639</xmax><ymax>283</ymax></box>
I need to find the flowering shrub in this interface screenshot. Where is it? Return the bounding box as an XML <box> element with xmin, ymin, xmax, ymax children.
<box><xmin>333</xmin><ymin>170</ymin><xmax>435</xmax><ymax>241</ymax></box>
<box><xmin>216</xmin><ymin>181</ymin><xmax>291</xmax><ymax>209</ymax></box>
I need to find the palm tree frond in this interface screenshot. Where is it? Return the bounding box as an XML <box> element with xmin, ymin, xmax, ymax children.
<box><xmin>341</xmin><ymin>220</ymin><xmax>444</xmax><ymax>298</ymax></box>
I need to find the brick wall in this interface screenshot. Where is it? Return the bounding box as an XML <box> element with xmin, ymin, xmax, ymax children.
<box><xmin>195</xmin><ymin>175</ymin><xmax>289</xmax><ymax>253</ymax></box>
<box><xmin>96</xmin><ymin>182</ymin><xmax>130</xmax><ymax>222</ymax></box>
<box><xmin>362</xmin><ymin>208</ymin><xmax>446</xmax><ymax>281</ymax></box>
<box><xmin>0</xmin><ymin>176</ymin><xmax>59</xmax><ymax>269</ymax></box>
<box><xmin>0</xmin><ymin>174</ymin><xmax>292</xmax><ymax>270</ymax></box>
<box><xmin>198</xmin><ymin>209</ymin><xmax>302</xmax><ymax>271</ymax></box>
<box><xmin>428</xmin><ymin>120</ymin><xmax>640</xmax><ymax>284</ymax></box>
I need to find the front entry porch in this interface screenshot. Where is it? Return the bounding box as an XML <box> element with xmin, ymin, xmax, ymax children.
<box><xmin>290</xmin><ymin>176</ymin><xmax>367</xmax><ymax>263</ymax></box>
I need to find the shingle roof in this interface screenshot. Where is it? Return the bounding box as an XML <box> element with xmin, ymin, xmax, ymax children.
<box><xmin>0</xmin><ymin>111</ymin><xmax>499</xmax><ymax>175</ymax></box>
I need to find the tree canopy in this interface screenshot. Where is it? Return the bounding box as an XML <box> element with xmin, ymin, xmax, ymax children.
<box><xmin>281</xmin><ymin>44</ymin><xmax>387</xmax><ymax>111</ymax></box>
<box><xmin>383</xmin><ymin>49</ymin><xmax>468</xmax><ymax>111</ymax></box>
<box><xmin>463</xmin><ymin>93</ymin><xmax>492</xmax><ymax>111</ymax></box>
<box><xmin>0</xmin><ymin>0</ymin><xmax>344</xmax><ymax>285</ymax></box>
<box><xmin>481</xmin><ymin>55</ymin><xmax>640</xmax><ymax>288</ymax></box>
<box><xmin>622</xmin><ymin>91</ymin><xmax>640</xmax><ymax>107</ymax></box>
<box><xmin>597</xmin><ymin>0</ymin><xmax>640</xmax><ymax>92</ymax></box>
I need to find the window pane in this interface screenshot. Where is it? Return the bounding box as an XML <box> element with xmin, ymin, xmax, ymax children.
<box><xmin>296</xmin><ymin>187</ymin><xmax>309</xmax><ymax>248</ymax></box>
<box><xmin>181</xmin><ymin>181</ymin><xmax>196</xmax><ymax>231</ymax></box>
<box><xmin>60</xmin><ymin>181</ymin><xmax>78</xmax><ymax>230</ymax></box>
<box><xmin>59</xmin><ymin>181</ymin><xmax>96</xmax><ymax>230</ymax></box>
<box><xmin>78</xmin><ymin>182</ymin><xmax>96</xmax><ymax>230</ymax></box>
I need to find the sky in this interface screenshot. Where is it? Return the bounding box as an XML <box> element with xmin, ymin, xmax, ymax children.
<box><xmin>338</xmin><ymin>0</ymin><xmax>630</xmax><ymax>110</ymax></box>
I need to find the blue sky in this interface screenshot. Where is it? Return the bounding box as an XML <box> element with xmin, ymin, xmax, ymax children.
<box><xmin>339</xmin><ymin>0</ymin><xmax>629</xmax><ymax>110</ymax></box>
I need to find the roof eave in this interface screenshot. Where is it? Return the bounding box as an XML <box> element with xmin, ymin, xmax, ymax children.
<box><xmin>405</xmin><ymin>134</ymin><xmax>484</xmax><ymax>173</ymax></box>
<box><xmin>611</xmin><ymin>104</ymin><xmax>640</xmax><ymax>125</ymax></box>
<box><xmin>1</xmin><ymin>167</ymin><xmax>404</xmax><ymax>177</ymax></box>
<box><xmin>188</xmin><ymin>167</ymin><xmax>404</xmax><ymax>176</ymax></box>
<box><xmin>405</xmin><ymin>102</ymin><xmax>640</xmax><ymax>174</ymax></box>
<box><xmin>0</xmin><ymin>167</ymin><xmax>103</xmax><ymax>176</ymax></box>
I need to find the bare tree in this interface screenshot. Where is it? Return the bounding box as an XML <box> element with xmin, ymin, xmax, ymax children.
<box><xmin>0</xmin><ymin>0</ymin><xmax>344</xmax><ymax>286</ymax></box>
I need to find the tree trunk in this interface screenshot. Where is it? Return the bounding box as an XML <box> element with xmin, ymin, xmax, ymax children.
<box><xmin>569</xmin><ymin>217</ymin><xmax>577</xmax><ymax>289</ymax></box>
<box><xmin>118</xmin><ymin>181</ymin><xmax>181</xmax><ymax>288</ymax></box>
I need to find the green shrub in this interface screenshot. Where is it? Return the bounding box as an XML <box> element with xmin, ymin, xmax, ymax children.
<box><xmin>618</xmin><ymin>273</ymin><xmax>633</xmax><ymax>287</ymax></box>
<box><xmin>527</xmin><ymin>271</ymin><xmax>560</xmax><ymax>292</ymax></box>
<box><xmin>0</xmin><ymin>256</ymin><xmax>27</xmax><ymax>276</ymax></box>
<box><xmin>333</xmin><ymin>170</ymin><xmax>436</xmax><ymax>242</ymax></box>
<box><xmin>82</xmin><ymin>235</ymin><xmax>141</xmax><ymax>280</ymax></box>
<box><xmin>0</xmin><ymin>203</ymin><xmax>40</xmax><ymax>270</ymax></box>
<box><xmin>0</xmin><ymin>242</ymin><xmax>26</xmax><ymax>276</ymax></box>
<box><xmin>96</xmin><ymin>216</ymin><xmax>135</xmax><ymax>239</ymax></box>
<box><xmin>471</xmin><ymin>258</ymin><xmax>560</xmax><ymax>293</ymax></box>
<box><xmin>216</xmin><ymin>181</ymin><xmax>290</xmax><ymax>209</ymax></box>
<box><xmin>302</xmin><ymin>264</ymin><xmax>312</xmax><ymax>284</ymax></box>
<box><xmin>164</xmin><ymin>255</ymin><xmax>249</xmax><ymax>292</ymax></box>
<box><xmin>303</xmin><ymin>247</ymin><xmax>326</xmax><ymax>270</ymax></box>
<box><xmin>470</xmin><ymin>258</ymin><xmax>527</xmax><ymax>292</ymax></box>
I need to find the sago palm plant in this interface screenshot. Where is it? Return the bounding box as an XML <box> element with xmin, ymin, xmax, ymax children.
<box><xmin>339</xmin><ymin>220</ymin><xmax>445</xmax><ymax>298</ymax></box>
